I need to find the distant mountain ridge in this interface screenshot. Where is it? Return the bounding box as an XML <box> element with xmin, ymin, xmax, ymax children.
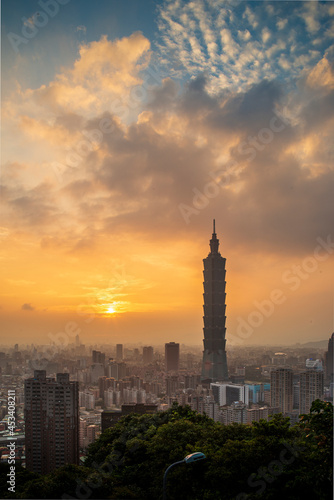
<box><xmin>295</xmin><ymin>339</ymin><xmax>329</xmax><ymax>348</ymax></box>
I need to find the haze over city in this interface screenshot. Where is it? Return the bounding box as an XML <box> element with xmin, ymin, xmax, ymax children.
<box><xmin>1</xmin><ymin>0</ymin><xmax>334</xmax><ymax>347</ymax></box>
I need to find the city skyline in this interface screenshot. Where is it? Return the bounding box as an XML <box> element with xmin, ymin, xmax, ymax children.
<box><xmin>1</xmin><ymin>0</ymin><xmax>334</xmax><ymax>347</ymax></box>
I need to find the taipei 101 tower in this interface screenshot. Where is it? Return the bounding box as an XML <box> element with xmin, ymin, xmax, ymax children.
<box><xmin>201</xmin><ymin>220</ymin><xmax>228</xmax><ymax>381</ymax></box>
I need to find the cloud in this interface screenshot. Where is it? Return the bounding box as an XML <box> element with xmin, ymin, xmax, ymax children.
<box><xmin>6</xmin><ymin>32</ymin><xmax>151</xmax><ymax>122</ymax></box>
<box><xmin>21</xmin><ymin>303</ymin><xmax>35</xmax><ymax>311</ymax></box>
<box><xmin>76</xmin><ymin>25</ymin><xmax>87</xmax><ymax>34</ymax></box>
<box><xmin>262</xmin><ymin>28</ymin><xmax>271</xmax><ymax>44</ymax></box>
<box><xmin>238</xmin><ymin>29</ymin><xmax>251</xmax><ymax>42</ymax></box>
<box><xmin>2</xmin><ymin>61</ymin><xmax>333</xmax><ymax>258</ymax></box>
<box><xmin>243</xmin><ymin>6</ymin><xmax>258</xmax><ymax>29</ymax></box>
<box><xmin>5</xmin><ymin>182</ymin><xmax>59</xmax><ymax>227</ymax></box>
<box><xmin>1</xmin><ymin>20</ymin><xmax>333</xmax><ymax>264</ymax></box>
<box><xmin>300</xmin><ymin>4</ymin><xmax>321</xmax><ymax>33</ymax></box>
<box><xmin>156</xmin><ymin>0</ymin><xmax>334</xmax><ymax>92</ymax></box>
<box><xmin>306</xmin><ymin>47</ymin><xmax>334</xmax><ymax>89</ymax></box>
<box><xmin>276</xmin><ymin>18</ymin><xmax>288</xmax><ymax>30</ymax></box>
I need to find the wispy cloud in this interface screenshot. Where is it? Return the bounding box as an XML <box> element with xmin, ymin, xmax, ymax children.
<box><xmin>76</xmin><ymin>25</ymin><xmax>87</xmax><ymax>34</ymax></box>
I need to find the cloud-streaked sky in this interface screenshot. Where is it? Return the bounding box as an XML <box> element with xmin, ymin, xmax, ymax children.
<box><xmin>1</xmin><ymin>0</ymin><xmax>333</xmax><ymax>347</ymax></box>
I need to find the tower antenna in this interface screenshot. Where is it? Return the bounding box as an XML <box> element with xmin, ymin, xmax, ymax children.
<box><xmin>213</xmin><ymin>219</ymin><xmax>216</xmax><ymax>234</ymax></box>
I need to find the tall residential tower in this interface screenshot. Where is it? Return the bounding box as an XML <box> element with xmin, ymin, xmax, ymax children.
<box><xmin>201</xmin><ymin>220</ymin><xmax>228</xmax><ymax>381</ymax></box>
<box><xmin>25</xmin><ymin>370</ymin><xmax>79</xmax><ymax>474</ymax></box>
<box><xmin>270</xmin><ymin>368</ymin><xmax>293</xmax><ymax>413</ymax></box>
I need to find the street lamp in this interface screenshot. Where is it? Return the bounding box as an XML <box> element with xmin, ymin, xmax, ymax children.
<box><xmin>163</xmin><ymin>452</ymin><xmax>206</xmax><ymax>500</ymax></box>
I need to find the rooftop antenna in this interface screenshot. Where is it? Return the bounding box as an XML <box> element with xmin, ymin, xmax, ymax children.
<box><xmin>213</xmin><ymin>219</ymin><xmax>216</xmax><ymax>234</ymax></box>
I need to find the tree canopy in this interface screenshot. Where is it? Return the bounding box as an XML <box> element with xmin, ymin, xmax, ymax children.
<box><xmin>0</xmin><ymin>400</ymin><xmax>332</xmax><ymax>499</ymax></box>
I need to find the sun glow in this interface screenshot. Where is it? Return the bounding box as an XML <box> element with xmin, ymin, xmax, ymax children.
<box><xmin>106</xmin><ymin>305</ymin><xmax>116</xmax><ymax>314</ymax></box>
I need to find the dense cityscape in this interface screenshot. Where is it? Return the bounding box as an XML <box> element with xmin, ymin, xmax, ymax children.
<box><xmin>0</xmin><ymin>223</ymin><xmax>333</xmax><ymax>498</ymax></box>
<box><xmin>0</xmin><ymin>336</ymin><xmax>333</xmax><ymax>471</ymax></box>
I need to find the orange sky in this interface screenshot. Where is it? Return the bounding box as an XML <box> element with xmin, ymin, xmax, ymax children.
<box><xmin>1</xmin><ymin>2</ymin><xmax>334</xmax><ymax>347</ymax></box>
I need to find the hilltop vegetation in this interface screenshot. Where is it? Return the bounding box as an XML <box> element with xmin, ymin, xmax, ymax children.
<box><xmin>0</xmin><ymin>400</ymin><xmax>332</xmax><ymax>499</ymax></box>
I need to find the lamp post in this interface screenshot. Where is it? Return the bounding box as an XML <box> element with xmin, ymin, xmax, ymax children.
<box><xmin>162</xmin><ymin>452</ymin><xmax>206</xmax><ymax>500</ymax></box>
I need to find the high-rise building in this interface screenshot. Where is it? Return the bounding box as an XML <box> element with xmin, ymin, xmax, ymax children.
<box><xmin>246</xmin><ymin>406</ymin><xmax>280</xmax><ymax>425</ymax></box>
<box><xmin>79</xmin><ymin>418</ymin><xmax>88</xmax><ymax>448</ymax></box>
<box><xmin>166</xmin><ymin>375</ymin><xmax>179</xmax><ymax>396</ymax></box>
<box><xmin>143</xmin><ymin>346</ymin><xmax>154</xmax><ymax>365</ymax></box>
<box><xmin>116</xmin><ymin>344</ymin><xmax>123</xmax><ymax>362</ymax></box>
<box><xmin>118</xmin><ymin>361</ymin><xmax>127</xmax><ymax>380</ymax></box>
<box><xmin>101</xmin><ymin>403</ymin><xmax>158</xmax><ymax>431</ymax></box>
<box><xmin>184</xmin><ymin>374</ymin><xmax>201</xmax><ymax>389</ymax></box>
<box><xmin>191</xmin><ymin>395</ymin><xmax>220</xmax><ymax>421</ymax></box>
<box><xmin>220</xmin><ymin>401</ymin><xmax>248</xmax><ymax>424</ymax></box>
<box><xmin>293</xmin><ymin>382</ymin><xmax>300</xmax><ymax>410</ymax></box>
<box><xmin>299</xmin><ymin>370</ymin><xmax>324</xmax><ymax>414</ymax></box>
<box><xmin>92</xmin><ymin>350</ymin><xmax>105</xmax><ymax>364</ymax></box>
<box><xmin>325</xmin><ymin>333</ymin><xmax>334</xmax><ymax>383</ymax></box>
<box><xmin>306</xmin><ymin>359</ymin><xmax>323</xmax><ymax>371</ymax></box>
<box><xmin>211</xmin><ymin>382</ymin><xmax>249</xmax><ymax>406</ymax></box>
<box><xmin>79</xmin><ymin>391</ymin><xmax>96</xmax><ymax>409</ymax></box>
<box><xmin>107</xmin><ymin>360</ymin><xmax>118</xmax><ymax>379</ymax></box>
<box><xmin>98</xmin><ymin>376</ymin><xmax>116</xmax><ymax>398</ymax></box>
<box><xmin>79</xmin><ymin>422</ymin><xmax>97</xmax><ymax>448</ymax></box>
<box><xmin>133</xmin><ymin>348</ymin><xmax>140</xmax><ymax>360</ymax></box>
<box><xmin>201</xmin><ymin>220</ymin><xmax>228</xmax><ymax>381</ymax></box>
<box><xmin>87</xmin><ymin>425</ymin><xmax>97</xmax><ymax>444</ymax></box>
<box><xmin>270</xmin><ymin>368</ymin><xmax>293</xmax><ymax>413</ymax></box>
<box><xmin>165</xmin><ymin>342</ymin><xmax>180</xmax><ymax>371</ymax></box>
<box><xmin>246</xmin><ymin>383</ymin><xmax>271</xmax><ymax>404</ymax></box>
<box><xmin>25</xmin><ymin>370</ymin><xmax>79</xmax><ymax>474</ymax></box>
<box><xmin>90</xmin><ymin>363</ymin><xmax>105</xmax><ymax>383</ymax></box>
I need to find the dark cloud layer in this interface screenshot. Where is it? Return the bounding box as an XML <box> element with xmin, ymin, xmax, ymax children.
<box><xmin>2</xmin><ymin>60</ymin><xmax>333</xmax><ymax>258</ymax></box>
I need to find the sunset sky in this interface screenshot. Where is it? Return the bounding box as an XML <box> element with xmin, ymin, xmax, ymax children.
<box><xmin>1</xmin><ymin>0</ymin><xmax>334</xmax><ymax>347</ymax></box>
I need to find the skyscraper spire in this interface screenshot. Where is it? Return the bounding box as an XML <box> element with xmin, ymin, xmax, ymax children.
<box><xmin>210</xmin><ymin>219</ymin><xmax>219</xmax><ymax>254</ymax></box>
<box><xmin>201</xmin><ymin>221</ymin><xmax>228</xmax><ymax>382</ymax></box>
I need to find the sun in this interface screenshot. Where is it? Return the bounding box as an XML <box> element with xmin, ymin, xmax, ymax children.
<box><xmin>106</xmin><ymin>305</ymin><xmax>116</xmax><ymax>314</ymax></box>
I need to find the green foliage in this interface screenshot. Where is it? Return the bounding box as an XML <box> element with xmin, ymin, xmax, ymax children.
<box><xmin>1</xmin><ymin>402</ymin><xmax>332</xmax><ymax>499</ymax></box>
<box><xmin>299</xmin><ymin>399</ymin><xmax>333</xmax><ymax>456</ymax></box>
<box><xmin>295</xmin><ymin>399</ymin><xmax>334</xmax><ymax>497</ymax></box>
<box><xmin>252</xmin><ymin>413</ymin><xmax>292</xmax><ymax>438</ymax></box>
<box><xmin>18</xmin><ymin>464</ymin><xmax>96</xmax><ymax>499</ymax></box>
